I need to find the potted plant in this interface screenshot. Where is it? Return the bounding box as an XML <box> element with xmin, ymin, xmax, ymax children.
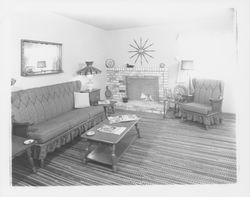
<box><xmin>122</xmin><ymin>96</ymin><xmax>128</xmax><ymax>103</ymax></box>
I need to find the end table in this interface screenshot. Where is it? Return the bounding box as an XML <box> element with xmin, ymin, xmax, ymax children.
<box><xmin>163</xmin><ymin>97</ymin><xmax>180</xmax><ymax>119</ymax></box>
<box><xmin>98</xmin><ymin>101</ymin><xmax>117</xmax><ymax>117</ymax></box>
<box><xmin>12</xmin><ymin>136</ymin><xmax>37</xmax><ymax>173</ymax></box>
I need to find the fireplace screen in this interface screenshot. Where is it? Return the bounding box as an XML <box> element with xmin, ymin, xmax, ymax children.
<box><xmin>126</xmin><ymin>76</ymin><xmax>159</xmax><ymax>102</ymax></box>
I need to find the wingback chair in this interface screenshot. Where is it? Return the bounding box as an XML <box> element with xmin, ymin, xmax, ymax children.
<box><xmin>180</xmin><ymin>78</ymin><xmax>224</xmax><ymax>129</ymax></box>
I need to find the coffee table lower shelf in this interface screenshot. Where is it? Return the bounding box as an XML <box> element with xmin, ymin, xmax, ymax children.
<box><xmin>87</xmin><ymin>132</ymin><xmax>137</xmax><ymax>169</ymax></box>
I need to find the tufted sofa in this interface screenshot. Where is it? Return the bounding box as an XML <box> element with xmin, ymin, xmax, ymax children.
<box><xmin>180</xmin><ymin>78</ymin><xmax>224</xmax><ymax>129</ymax></box>
<box><xmin>12</xmin><ymin>81</ymin><xmax>105</xmax><ymax>167</ymax></box>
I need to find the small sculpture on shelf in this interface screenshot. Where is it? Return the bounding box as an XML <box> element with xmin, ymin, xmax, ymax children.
<box><xmin>126</xmin><ymin>63</ymin><xmax>134</xmax><ymax>68</ymax></box>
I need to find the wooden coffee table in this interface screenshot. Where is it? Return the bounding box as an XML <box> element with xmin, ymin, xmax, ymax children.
<box><xmin>12</xmin><ymin>136</ymin><xmax>37</xmax><ymax>173</ymax></box>
<box><xmin>81</xmin><ymin>118</ymin><xmax>141</xmax><ymax>172</ymax></box>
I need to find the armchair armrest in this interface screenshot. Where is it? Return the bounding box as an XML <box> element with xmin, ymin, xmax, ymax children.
<box><xmin>209</xmin><ymin>97</ymin><xmax>223</xmax><ymax>103</ymax></box>
<box><xmin>12</xmin><ymin>122</ymin><xmax>34</xmax><ymax>138</ymax></box>
<box><xmin>209</xmin><ymin>97</ymin><xmax>223</xmax><ymax>112</ymax></box>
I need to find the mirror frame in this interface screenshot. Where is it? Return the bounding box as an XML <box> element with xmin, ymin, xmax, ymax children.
<box><xmin>21</xmin><ymin>39</ymin><xmax>63</xmax><ymax>76</ymax></box>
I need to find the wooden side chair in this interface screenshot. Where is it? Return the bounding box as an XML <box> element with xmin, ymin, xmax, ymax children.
<box><xmin>180</xmin><ymin>78</ymin><xmax>224</xmax><ymax>129</ymax></box>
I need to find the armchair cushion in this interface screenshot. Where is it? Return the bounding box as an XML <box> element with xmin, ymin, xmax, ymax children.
<box><xmin>192</xmin><ymin>79</ymin><xmax>224</xmax><ymax>105</ymax></box>
<box><xmin>181</xmin><ymin>102</ymin><xmax>212</xmax><ymax>115</ymax></box>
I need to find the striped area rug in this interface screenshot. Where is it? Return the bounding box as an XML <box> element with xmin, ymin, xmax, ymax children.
<box><xmin>12</xmin><ymin>110</ymin><xmax>236</xmax><ymax>186</ymax></box>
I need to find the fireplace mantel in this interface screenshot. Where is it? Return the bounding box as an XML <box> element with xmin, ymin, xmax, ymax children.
<box><xmin>107</xmin><ymin>67</ymin><xmax>166</xmax><ymax>72</ymax></box>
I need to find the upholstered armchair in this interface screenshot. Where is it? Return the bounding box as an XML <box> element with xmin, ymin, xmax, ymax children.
<box><xmin>180</xmin><ymin>78</ymin><xmax>224</xmax><ymax>129</ymax></box>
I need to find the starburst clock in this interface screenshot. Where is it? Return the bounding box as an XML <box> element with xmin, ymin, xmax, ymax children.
<box><xmin>128</xmin><ymin>37</ymin><xmax>155</xmax><ymax>65</ymax></box>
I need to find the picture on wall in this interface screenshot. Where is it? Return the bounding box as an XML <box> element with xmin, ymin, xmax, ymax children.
<box><xmin>21</xmin><ymin>39</ymin><xmax>63</xmax><ymax>76</ymax></box>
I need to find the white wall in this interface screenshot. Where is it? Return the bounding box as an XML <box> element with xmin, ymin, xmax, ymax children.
<box><xmin>10</xmin><ymin>11</ymin><xmax>107</xmax><ymax>99</ymax></box>
<box><xmin>9</xmin><ymin>10</ymin><xmax>236</xmax><ymax>113</ymax></box>
<box><xmin>174</xmin><ymin>10</ymin><xmax>236</xmax><ymax>114</ymax></box>
<box><xmin>105</xmin><ymin>26</ymin><xmax>178</xmax><ymax>89</ymax></box>
<box><xmin>177</xmin><ymin>31</ymin><xmax>236</xmax><ymax>114</ymax></box>
<box><xmin>105</xmin><ymin>14</ymin><xmax>236</xmax><ymax>113</ymax></box>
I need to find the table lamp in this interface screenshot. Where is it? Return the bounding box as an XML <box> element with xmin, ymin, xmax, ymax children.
<box><xmin>77</xmin><ymin>61</ymin><xmax>101</xmax><ymax>91</ymax></box>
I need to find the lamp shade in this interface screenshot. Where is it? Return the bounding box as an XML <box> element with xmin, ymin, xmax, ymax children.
<box><xmin>181</xmin><ymin>60</ymin><xmax>194</xmax><ymax>70</ymax></box>
<box><xmin>77</xmin><ymin>61</ymin><xmax>101</xmax><ymax>76</ymax></box>
<box><xmin>11</xmin><ymin>78</ymin><xmax>16</xmax><ymax>86</ymax></box>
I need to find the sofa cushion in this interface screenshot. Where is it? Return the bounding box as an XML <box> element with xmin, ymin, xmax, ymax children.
<box><xmin>64</xmin><ymin>108</ymin><xmax>92</xmax><ymax>127</ymax></box>
<box><xmin>181</xmin><ymin>102</ymin><xmax>212</xmax><ymax>115</ymax></box>
<box><xmin>27</xmin><ymin>106</ymin><xmax>104</xmax><ymax>143</ymax></box>
<box><xmin>28</xmin><ymin>115</ymin><xmax>72</xmax><ymax>144</ymax></box>
<box><xmin>85</xmin><ymin>106</ymin><xmax>104</xmax><ymax>117</ymax></box>
<box><xmin>12</xmin><ymin>81</ymin><xmax>81</xmax><ymax>125</ymax></box>
<box><xmin>74</xmin><ymin>92</ymin><xmax>90</xmax><ymax>108</ymax></box>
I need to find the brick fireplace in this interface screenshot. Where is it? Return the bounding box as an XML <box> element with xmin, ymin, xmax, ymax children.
<box><xmin>126</xmin><ymin>76</ymin><xmax>159</xmax><ymax>101</ymax></box>
<box><xmin>106</xmin><ymin>67</ymin><xmax>168</xmax><ymax>102</ymax></box>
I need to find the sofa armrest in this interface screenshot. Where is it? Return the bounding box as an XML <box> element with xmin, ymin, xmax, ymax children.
<box><xmin>12</xmin><ymin>122</ymin><xmax>34</xmax><ymax>138</ymax></box>
<box><xmin>182</xmin><ymin>94</ymin><xmax>194</xmax><ymax>103</ymax></box>
<box><xmin>209</xmin><ymin>97</ymin><xmax>223</xmax><ymax>112</ymax></box>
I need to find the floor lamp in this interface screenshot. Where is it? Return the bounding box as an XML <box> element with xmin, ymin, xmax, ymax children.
<box><xmin>180</xmin><ymin>60</ymin><xmax>194</xmax><ymax>95</ymax></box>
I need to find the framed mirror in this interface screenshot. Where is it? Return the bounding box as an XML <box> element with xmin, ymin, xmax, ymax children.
<box><xmin>21</xmin><ymin>39</ymin><xmax>63</xmax><ymax>76</ymax></box>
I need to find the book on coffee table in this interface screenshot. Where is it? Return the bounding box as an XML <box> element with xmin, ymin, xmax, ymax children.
<box><xmin>97</xmin><ymin>124</ymin><xmax>126</xmax><ymax>135</ymax></box>
<box><xmin>108</xmin><ymin>114</ymin><xmax>139</xmax><ymax>124</ymax></box>
<box><xmin>98</xmin><ymin>100</ymin><xmax>110</xmax><ymax>105</ymax></box>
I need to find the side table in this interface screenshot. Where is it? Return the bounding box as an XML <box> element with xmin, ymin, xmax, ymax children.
<box><xmin>98</xmin><ymin>101</ymin><xmax>117</xmax><ymax>117</ymax></box>
<box><xmin>163</xmin><ymin>94</ymin><xmax>193</xmax><ymax>119</ymax></box>
<box><xmin>12</xmin><ymin>136</ymin><xmax>37</xmax><ymax>173</ymax></box>
<box><xmin>163</xmin><ymin>98</ymin><xmax>180</xmax><ymax>119</ymax></box>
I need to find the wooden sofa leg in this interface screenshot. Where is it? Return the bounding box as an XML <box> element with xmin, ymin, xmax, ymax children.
<box><xmin>219</xmin><ymin>118</ymin><xmax>223</xmax><ymax>124</ymax></box>
<box><xmin>40</xmin><ymin>159</ymin><xmax>45</xmax><ymax>168</ymax></box>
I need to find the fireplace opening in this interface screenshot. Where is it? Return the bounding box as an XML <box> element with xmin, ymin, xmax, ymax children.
<box><xmin>126</xmin><ymin>76</ymin><xmax>159</xmax><ymax>102</ymax></box>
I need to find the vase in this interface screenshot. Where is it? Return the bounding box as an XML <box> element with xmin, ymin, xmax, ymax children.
<box><xmin>105</xmin><ymin>86</ymin><xmax>112</xmax><ymax>99</ymax></box>
<box><xmin>122</xmin><ymin>97</ymin><xmax>128</xmax><ymax>103</ymax></box>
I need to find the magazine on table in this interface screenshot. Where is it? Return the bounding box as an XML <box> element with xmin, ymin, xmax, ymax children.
<box><xmin>98</xmin><ymin>100</ymin><xmax>110</xmax><ymax>105</ymax></box>
<box><xmin>97</xmin><ymin>124</ymin><xmax>126</xmax><ymax>135</ymax></box>
<box><xmin>108</xmin><ymin>114</ymin><xmax>139</xmax><ymax>124</ymax></box>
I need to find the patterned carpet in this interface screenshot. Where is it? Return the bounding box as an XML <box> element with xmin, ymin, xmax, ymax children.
<box><xmin>12</xmin><ymin>110</ymin><xmax>236</xmax><ymax>186</ymax></box>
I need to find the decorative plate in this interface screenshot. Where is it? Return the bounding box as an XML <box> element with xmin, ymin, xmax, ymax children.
<box><xmin>24</xmin><ymin>139</ymin><xmax>35</xmax><ymax>145</ymax></box>
<box><xmin>86</xmin><ymin>130</ymin><xmax>95</xmax><ymax>136</ymax></box>
<box><xmin>160</xmin><ymin>63</ymin><xmax>166</xmax><ymax>68</ymax></box>
<box><xmin>105</xmin><ymin>59</ymin><xmax>115</xmax><ymax>68</ymax></box>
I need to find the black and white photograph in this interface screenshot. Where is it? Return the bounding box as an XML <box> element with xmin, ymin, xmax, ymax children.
<box><xmin>1</xmin><ymin>0</ymin><xmax>250</xmax><ymax>197</ymax></box>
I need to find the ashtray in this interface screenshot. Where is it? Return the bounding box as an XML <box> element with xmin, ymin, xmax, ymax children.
<box><xmin>86</xmin><ymin>131</ymin><xmax>95</xmax><ymax>136</ymax></box>
<box><xmin>23</xmin><ymin>139</ymin><xmax>35</xmax><ymax>145</ymax></box>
